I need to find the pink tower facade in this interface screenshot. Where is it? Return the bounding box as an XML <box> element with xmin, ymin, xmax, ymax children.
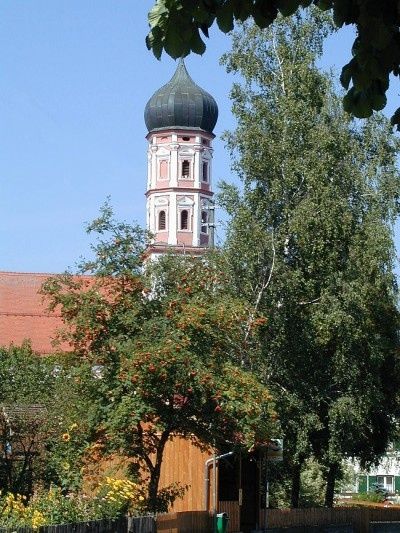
<box><xmin>144</xmin><ymin>60</ymin><xmax>218</xmax><ymax>258</ymax></box>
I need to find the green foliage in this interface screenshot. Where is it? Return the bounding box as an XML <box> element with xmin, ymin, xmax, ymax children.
<box><xmin>353</xmin><ymin>491</ymin><xmax>385</xmax><ymax>503</ymax></box>
<box><xmin>0</xmin><ymin>343</ymin><xmax>56</xmax><ymax>405</ymax></box>
<box><xmin>41</xmin><ymin>204</ymin><xmax>277</xmax><ymax>512</ymax></box>
<box><xmin>0</xmin><ymin>344</ymin><xmax>58</xmax><ymax>495</ymax></box>
<box><xmin>146</xmin><ymin>0</ymin><xmax>400</xmax><ymax>128</ymax></box>
<box><xmin>299</xmin><ymin>459</ymin><xmax>326</xmax><ymax>507</ymax></box>
<box><xmin>0</xmin><ymin>344</ymin><xmax>101</xmax><ymax>497</ymax></box>
<box><xmin>219</xmin><ymin>12</ymin><xmax>400</xmax><ymax>506</ymax></box>
<box><xmin>0</xmin><ymin>480</ymin><xmax>146</xmax><ymax>529</ymax></box>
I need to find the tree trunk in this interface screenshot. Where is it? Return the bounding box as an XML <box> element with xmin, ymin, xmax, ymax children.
<box><xmin>324</xmin><ymin>463</ymin><xmax>338</xmax><ymax>507</ymax></box>
<box><xmin>148</xmin><ymin>465</ymin><xmax>162</xmax><ymax>513</ymax></box>
<box><xmin>147</xmin><ymin>431</ymin><xmax>170</xmax><ymax>513</ymax></box>
<box><xmin>290</xmin><ymin>462</ymin><xmax>302</xmax><ymax>508</ymax></box>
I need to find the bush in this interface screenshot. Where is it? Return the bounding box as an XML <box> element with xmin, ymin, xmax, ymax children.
<box><xmin>0</xmin><ymin>478</ymin><xmax>147</xmax><ymax>529</ymax></box>
<box><xmin>93</xmin><ymin>477</ymin><xmax>146</xmax><ymax>518</ymax></box>
<box><xmin>353</xmin><ymin>491</ymin><xmax>386</xmax><ymax>503</ymax></box>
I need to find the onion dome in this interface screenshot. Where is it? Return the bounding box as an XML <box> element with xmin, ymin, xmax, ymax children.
<box><xmin>144</xmin><ymin>59</ymin><xmax>218</xmax><ymax>134</ymax></box>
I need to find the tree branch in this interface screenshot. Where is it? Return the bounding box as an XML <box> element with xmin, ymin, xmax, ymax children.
<box><xmin>243</xmin><ymin>231</ymin><xmax>275</xmax><ymax>347</ymax></box>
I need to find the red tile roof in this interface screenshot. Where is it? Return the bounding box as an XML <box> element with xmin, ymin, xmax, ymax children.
<box><xmin>0</xmin><ymin>272</ymin><xmax>65</xmax><ymax>354</ymax></box>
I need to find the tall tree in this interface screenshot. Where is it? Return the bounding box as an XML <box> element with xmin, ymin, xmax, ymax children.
<box><xmin>42</xmin><ymin>204</ymin><xmax>277</xmax><ymax>512</ymax></box>
<box><xmin>218</xmin><ymin>11</ymin><xmax>400</xmax><ymax>507</ymax></box>
<box><xmin>147</xmin><ymin>0</ymin><xmax>400</xmax><ymax>127</ymax></box>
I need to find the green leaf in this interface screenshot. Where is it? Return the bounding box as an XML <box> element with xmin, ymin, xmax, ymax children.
<box><xmin>372</xmin><ymin>23</ymin><xmax>392</xmax><ymax>51</ymax></box>
<box><xmin>352</xmin><ymin>63</ymin><xmax>371</xmax><ymax>90</ymax></box>
<box><xmin>390</xmin><ymin>107</ymin><xmax>400</xmax><ymax>129</ymax></box>
<box><xmin>360</xmin><ymin>15</ymin><xmax>392</xmax><ymax>51</ymax></box>
<box><xmin>276</xmin><ymin>0</ymin><xmax>301</xmax><ymax>17</ymax></box>
<box><xmin>316</xmin><ymin>0</ymin><xmax>332</xmax><ymax>10</ymax></box>
<box><xmin>164</xmin><ymin>25</ymin><xmax>185</xmax><ymax>59</ymax></box>
<box><xmin>232</xmin><ymin>0</ymin><xmax>252</xmax><ymax>21</ymax></box>
<box><xmin>200</xmin><ymin>23</ymin><xmax>210</xmax><ymax>38</ymax></box>
<box><xmin>371</xmin><ymin>91</ymin><xmax>387</xmax><ymax>111</ymax></box>
<box><xmin>300</xmin><ymin>0</ymin><xmax>314</xmax><ymax>7</ymax></box>
<box><xmin>344</xmin><ymin>88</ymin><xmax>373</xmax><ymax>118</ymax></box>
<box><xmin>216</xmin><ymin>4</ymin><xmax>235</xmax><ymax>33</ymax></box>
<box><xmin>146</xmin><ymin>29</ymin><xmax>164</xmax><ymax>59</ymax></box>
<box><xmin>340</xmin><ymin>62</ymin><xmax>353</xmax><ymax>90</ymax></box>
<box><xmin>189</xmin><ymin>28</ymin><xmax>207</xmax><ymax>55</ymax></box>
<box><xmin>332</xmin><ymin>0</ymin><xmax>356</xmax><ymax>28</ymax></box>
<box><xmin>253</xmin><ymin>0</ymin><xmax>278</xmax><ymax>29</ymax></box>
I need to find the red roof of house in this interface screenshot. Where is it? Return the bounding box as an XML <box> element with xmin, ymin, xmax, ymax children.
<box><xmin>0</xmin><ymin>272</ymin><xmax>65</xmax><ymax>354</ymax></box>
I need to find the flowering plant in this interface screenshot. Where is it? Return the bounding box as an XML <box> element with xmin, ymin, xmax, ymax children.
<box><xmin>93</xmin><ymin>477</ymin><xmax>146</xmax><ymax>518</ymax></box>
<box><xmin>0</xmin><ymin>492</ymin><xmax>46</xmax><ymax>530</ymax></box>
<box><xmin>0</xmin><ymin>477</ymin><xmax>146</xmax><ymax>529</ymax></box>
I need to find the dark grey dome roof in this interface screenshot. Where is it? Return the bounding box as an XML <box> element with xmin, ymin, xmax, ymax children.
<box><xmin>144</xmin><ymin>59</ymin><xmax>218</xmax><ymax>134</ymax></box>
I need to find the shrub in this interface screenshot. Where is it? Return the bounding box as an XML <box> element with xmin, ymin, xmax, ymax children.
<box><xmin>0</xmin><ymin>492</ymin><xmax>46</xmax><ymax>530</ymax></box>
<box><xmin>92</xmin><ymin>477</ymin><xmax>146</xmax><ymax>518</ymax></box>
<box><xmin>0</xmin><ymin>477</ymin><xmax>147</xmax><ymax>529</ymax></box>
<box><xmin>353</xmin><ymin>491</ymin><xmax>386</xmax><ymax>503</ymax></box>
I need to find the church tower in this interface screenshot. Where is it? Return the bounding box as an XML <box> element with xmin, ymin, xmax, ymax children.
<box><xmin>144</xmin><ymin>59</ymin><xmax>218</xmax><ymax>259</ymax></box>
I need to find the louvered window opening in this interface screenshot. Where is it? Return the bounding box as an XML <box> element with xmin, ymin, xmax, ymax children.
<box><xmin>202</xmin><ymin>162</ymin><xmax>208</xmax><ymax>182</ymax></box>
<box><xmin>201</xmin><ymin>211</ymin><xmax>208</xmax><ymax>233</ymax></box>
<box><xmin>180</xmin><ymin>210</ymin><xmax>189</xmax><ymax>230</ymax></box>
<box><xmin>182</xmin><ymin>160</ymin><xmax>190</xmax><ymax>178</ymax></box>
<box><xmin>158</xmin><ymin>210</ymin><xmax>166</xmax><ymax>230</ymax></box>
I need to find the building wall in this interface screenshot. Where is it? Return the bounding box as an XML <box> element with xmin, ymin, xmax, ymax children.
<box><xmin>158</xmin><ymin>436</ymin><xmax>214</xmax><ymax>512</ymax></box>
<box><xmin>0</xmin><ymin>272</ymin><xmax>67</xmax><ymax>354</ymax></box>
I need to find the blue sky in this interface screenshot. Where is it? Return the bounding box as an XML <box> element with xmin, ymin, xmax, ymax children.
<box><xmin>0</xmin><ymin>2</ymin><xmax>398</xmax><ymax>273</ymax></box>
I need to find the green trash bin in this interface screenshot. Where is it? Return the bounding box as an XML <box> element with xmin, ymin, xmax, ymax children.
<box><xmin>216</xmin><ymin>512</ymin><xmax>229</xmax><ymax>533</ymax></box>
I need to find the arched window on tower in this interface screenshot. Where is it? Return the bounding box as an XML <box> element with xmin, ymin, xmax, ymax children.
<box><xmin>202</xmin><ymin>162</ymin><xmax>209</xmax><ymax>182</ymax></box>
<box><xmin>180</xmin><ymin>210</ymin><xmax>189</xmax><ymax>230</ymax></box>
<box><xmin>201</xmin><ymin>211</ymin><xmax>208</xmax><ymax>233</ymax></box>
<box><xmin>181</xmin><ymin>160</ymin><xmax>190</xmax><ymax>179</ymax></box>
<box><xmin>158</xmin><ymin>210</ymin><xmax>166</xmax><ymax>230</ymax></box>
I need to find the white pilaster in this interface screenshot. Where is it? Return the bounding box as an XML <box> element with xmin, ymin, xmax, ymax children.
<box><xmin>170</xmin><ymin>143</ymin><xmax>179</xmax><ymax>186</ymax></box>
<box><xmin>169</xmin><ymin>193</ymin><xmax>177</xmax><ymax>245</ymax></box>
<box><xmin>147</xmin><ymin>195</ymin><xmax>154</xmax><ymax>233</ymax></box>
<box><xmin>150</xmin><ymin>145</ymin><xmax>157</xmax><ymax>188</ymax></box>
<box><xmin>193</xmin><ymin>145</ymin><xmax>202</xmax><ymax>188</ymax></box>
<box><xmin>193</xmin><ymin>193</ymin><xmax>200</xmax><ymax>246</ymax></box>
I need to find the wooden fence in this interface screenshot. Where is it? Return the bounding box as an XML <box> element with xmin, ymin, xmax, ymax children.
<box><xmin>128</xmin><ymin>516</ymin><xmax>156</xmax><ymax>533</ymax></box>
<box><xmin>3</xmin><ymin>509</ymin><xmax>400</xmax><ymax>533</ymax></box>
<box><xmin>0</xmin><ymin>516</ymin><xmax>153</xmax><ymax>533</ymax></box>
<box><xmin>0</xmin><ymin>518</ymin><xmax>126</xmax><ymax>532</ymax></box>
<box><xmin>261</xmin><ymin>508</ymin><xmax>400</xmax><ymax>533</ymax></box>
<box><xmin>156</xmin><ymin>511</ymin><xmax>212</xmax><ymax>533</ymax></box>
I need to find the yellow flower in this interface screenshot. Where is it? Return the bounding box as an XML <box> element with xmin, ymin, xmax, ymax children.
<box><xmin>31</xmin><ymin>510</ymin><xmax>45</xmax><ymax>530</ymax></box>
<box><xmin>62</xmin><ymin>433</ymin><xmax>71</xmax><ymax>442</ymax></box>
<box><xmin>69</xmin><ymin>422</ymin><xmax>78</xmax><ymax>431</ymax></box>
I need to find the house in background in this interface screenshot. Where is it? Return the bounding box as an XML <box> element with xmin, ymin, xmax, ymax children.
<box><xmin>355</xmin><ymin>445</ymin><xmax>400</xmax><ymax>497</ymax></box>
<box><xmin>340</xmin><ymin>445</ymin><xmax>400</xmax><ymax>500</ymax></box>
<box><xmin>0</xmin><ymin>271</ymin><xmax>65</xmax><ymax>355</ymax></box>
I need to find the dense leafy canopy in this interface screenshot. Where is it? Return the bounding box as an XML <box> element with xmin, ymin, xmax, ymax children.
<box><xmin>41</xmin><ymin>204</ymin><xmax>277</xmax><ymax>511</ymax></box>
<box><xmin>0</xmin><ymin>345</ymin><xmax>97</xmax><ymax>496</ymax></box>
<box><xmin>146</xmin><ymin>0</ymin><xmax>400</xmax><ymax>127</ymax></box>
<box><xmin>218</xmin><ymin>11</ymin><xmax>400</xmax><ymax>506</ymax></box>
